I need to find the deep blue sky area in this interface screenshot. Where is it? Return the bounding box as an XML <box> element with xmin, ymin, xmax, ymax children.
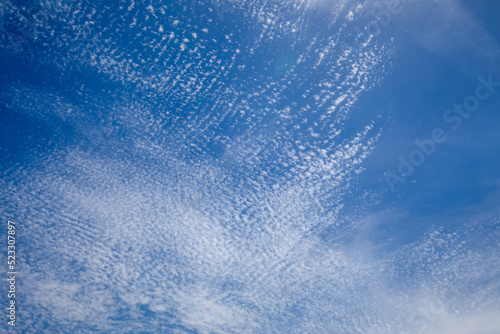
<box><xmin>356</xmin><ymin>0</ymin><xmax>500</xmax><ymax>241</ymax></box>
<box><xmin>1</xmin><ymin>0</ymin><xmax>499</xmax><ymax>333</ymax></box>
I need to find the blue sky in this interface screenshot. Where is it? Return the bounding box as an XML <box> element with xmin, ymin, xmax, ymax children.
<box><xmin>1</xmin><ymin>0</ymin><xmax>499</xmax><ymax>333</ymax></box>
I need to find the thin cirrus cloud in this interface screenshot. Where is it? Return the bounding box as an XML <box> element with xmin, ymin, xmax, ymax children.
<box><xmin>0</xmin><ymin>0</ymin><xmax>499</xmax><ymax>333</ymax></box>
